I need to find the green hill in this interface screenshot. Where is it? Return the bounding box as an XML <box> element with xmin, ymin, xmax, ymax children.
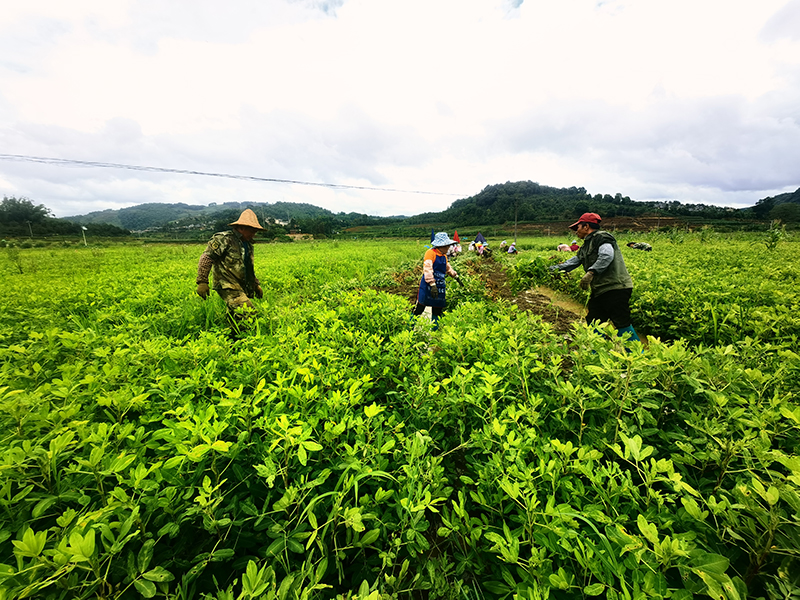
<box><xmin>64</xmin><ymin>201</ymin><xmax>345</xmax><ymax>231</ymax></box>
<box><xmin>38</xmin><ymin>180</ymin><xmax>800</xmax><ymax>238</ymax></box>
<box><xmin>407</xmin><ymin>181</ymin><xmax>741</xmax><ymax>226</ymax></box>
<box><xmin>751</xmin><ymin>187</ymin><xmax>800</xmax><ymax>221</ymax></box>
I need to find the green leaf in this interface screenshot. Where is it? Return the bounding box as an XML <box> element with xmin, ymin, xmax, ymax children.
<box><xmin>297</xmin><ymin>444</ymin><xmax>308</xmax><ymax>466</ymax></box>
<box><xmin>500</xmin><ymin>479</ymin><xmax>519</xmax><ymax>500</ymax></box>
<box><xmin>637</xmin><ymin>514</ymin><xmax>659</xmax><ymax>545</ymax></box>
<box><xmin>142</xmin><ymin>566</ymin><xmax>175</xmax><ymax>582</ymax></box>
<box><xmin>78</xmin><ymin>529</ymin><xmax>96</xmax><ymax>559</ymax></box>
<box><xmin>286</xmin><ymin>539</ymin><xmax>304</xmax><ymax>554</ymax></box>
<box><xmin>242</xmin><ymin>560</ymin><xmax>259</xmax><ymax>596</ymax></box>
<box><xmin>108</xmin><ymin>454</ymin><xmax>137</xmax><ymax>473</ymax></box>
<box><xmin>186</xmin><ymin>444</ymin><xmax>211</xmax><ymax>462</ymax></box>
<box><xmin>548</xmin><ymin>567</ymin><xmax>570</xmax><ymax>590</ymax></box>
<box><xmin>690</xmin><ymin>550</ymin><xmax>730</xmax><ymax>575</ymax></box>
<box><xmin>302</xmin><ymin>440</ymin><xmax>322</xmax><ymax>451</ymax></box>
<box><xmin>210</xmin><ymin>548</ymin><xmax>236</xmax><ymax>562</ymax></box>
<box><xmin>266</xmin><ymin>538</ymin><xmax>286</xmax><ymax>557</ymax></box>
<box><xmin>210</xmin><ymin>440</ymin><xmax>230</xmax><ymax>453</ymax></box>
<box><xmin>12</xmin><ymin>528</ymin><xmax>46</xmax><ymax>558</ymax></box>
<box><xmin>682</xmin><ymin>497</ymin><xmax>708</xmax><ymax>521</ymax></box>
<box><xmin>483</xmin><ymin>581</ymin><xmax>511</xmax><ymax>595</ymax></box>
<box><xmin>622</xmin><ymin>433</ymin><xmax>653</xmax><ymax>462</ymax></box>
<box><xmin>584</xmin><ymin>583</ymin><xmax>605</xmax><ymax>596</ymax></box>
<box><xmin>314</xmin><ymin>557</ymin><xmax>328</xmax><ymax>583</ymax></box>
<box><xmin>163</xmin><ymin>456</ymin><xmax>184</xmax><ymax>470</ymax></box>
<box><xmin>31</xmin><ymin>496</ymin><xmax>58</xmax><ymax>519</ymax></box>
<box><xmin>277</xmin><ymin>574</ymin><xmax>295</xmax><ymax>600</ymax></box>
<box><xmin>134</xmin><ymin>578</ymin><xmax>157</xmax><ymax>598</ymax></box>
<box><xmin>364</xmin><ymin>403</ymin><xmax>384</xmax><ymax>418</ymax></box>
<box><xmin>360</xmin><ymin>528</ymin><xmax>381</xmax><ymax>546</ymax></box>
<box><xmin>138</xmin><ymin>539</ymin><xmax>155</xmax><ymax>573</ymax></box>
<box><xmin>765</xmin><ymin>486</ymin><xmax>780</xmax><ymax>506</ymax></box>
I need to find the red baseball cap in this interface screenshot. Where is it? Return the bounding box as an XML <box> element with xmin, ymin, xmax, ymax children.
<box><xmin>569</xmin><ymin>212</ymin><xmax>602</xmax><ymax>230</ymax></box>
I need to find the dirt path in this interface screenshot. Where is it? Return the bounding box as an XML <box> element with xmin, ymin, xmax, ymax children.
<box><xmin>464</xmin><ymin>256</ymin><xmax>583</xmax><ymax>332</ymax></box>
<box><xmin>376</xmin><ymin>255</ymin><xmax>584</xmax><ymax>333</ymax></box>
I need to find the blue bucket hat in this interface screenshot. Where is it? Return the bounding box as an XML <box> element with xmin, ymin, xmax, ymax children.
<box><xmin>431</xmin><ymin>232</ymin><xmax>456</xmax><ymax>248</ymax></box>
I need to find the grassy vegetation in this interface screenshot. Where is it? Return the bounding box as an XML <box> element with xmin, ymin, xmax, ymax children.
<box><xmin>1</xmin><ymin>234</ymin><xmax>798</xmax><ymax>600</ymax></box>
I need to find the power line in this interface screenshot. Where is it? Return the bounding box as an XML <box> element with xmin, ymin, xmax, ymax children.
<box><xmin>0</xmin><ymin>153</ymin><xmax>465</xmax><ymax>196</ymax></box>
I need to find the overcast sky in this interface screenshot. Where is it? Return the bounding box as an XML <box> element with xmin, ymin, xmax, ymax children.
<box><xmin>1</xmin><ymin>0</ymin><xmax>799</xmax><ymax>218</ymax></box>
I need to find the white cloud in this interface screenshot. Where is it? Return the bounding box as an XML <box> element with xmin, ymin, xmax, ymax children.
<box><xmin>0</xmin><ymin>0</ymin><xmax>798</xmax><ymax>218</ymax></box>
<box><xmin>760</xmin><ymin>0</ymin><xmax>800</xmax><ymax>41</ymax></box>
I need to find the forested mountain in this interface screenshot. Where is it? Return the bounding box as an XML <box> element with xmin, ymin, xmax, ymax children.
<box><xmin>59</xmin><ymin>200</ymin><xmax>407</xmax><ymax>238</ymax></box>
<box><xmin>751</xmin><ymin>187</ymin><xmax>800</xmax><ymax>221</ymax></box>
<box><xmin>407</xmin><ymin>181</ymin><xmax>742</xmax><ymax>226</ymax></box>
<box><xmin>65</xmin><ymin>201</ymin><xmax>343</xmax><ymax>231</ymax></box>
<box><xmin>6</xmin><ymin>181</ymin><xmax>797</xmax><ymax>240</ymax></box>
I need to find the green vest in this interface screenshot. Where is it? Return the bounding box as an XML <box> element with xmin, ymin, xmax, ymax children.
<box><xmin>576</xmin><ymin>230</ymin><xmax>633</xmax><ymax>297</ymax></box>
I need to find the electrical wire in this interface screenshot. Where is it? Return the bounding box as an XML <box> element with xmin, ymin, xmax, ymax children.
<box><xmin>0</xmin><ymin>153</ymin><xmax>465</xmax><ymax>196</ymax></box>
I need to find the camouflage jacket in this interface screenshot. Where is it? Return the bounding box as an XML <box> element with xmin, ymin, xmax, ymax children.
<box><xmin>198</xmin><ymin>230</ymin><xmax>258</xmax><ymax>296</ymax></box>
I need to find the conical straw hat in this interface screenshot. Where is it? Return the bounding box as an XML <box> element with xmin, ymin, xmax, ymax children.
<box><xmin>229</xmin><ymin>209</ymin><xmax>264</xmax><ymax>230</ymax></box>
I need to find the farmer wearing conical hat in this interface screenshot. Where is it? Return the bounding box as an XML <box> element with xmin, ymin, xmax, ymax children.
<box><xmin>196</xmin><ymin>208</ymin><xmax>264</xmax><ymax>321</ymax></box>
<box><xmin>412</xmin><ymin>232</ymin><xmax>461</xmax><ymax>329</ymax></box>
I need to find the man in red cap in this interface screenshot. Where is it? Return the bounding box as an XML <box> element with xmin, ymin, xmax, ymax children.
<box><xmin>196</xmin><ymin>208</ymin><xmax>265</xmax><ymax>323</ymax></box>
<box><xmin>549</xmin><ymin>212</ymin><xmax>640</xmax><ymax>341</ymax></box>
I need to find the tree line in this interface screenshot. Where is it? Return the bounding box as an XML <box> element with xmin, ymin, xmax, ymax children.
<box><xmin>4</xmin><ymin>182</ymin><xmax>796</xmax><ymax>241</ymax></box>
<box><xmin>407</xmin><ymin>181</ymin><xmax>753</xmax><ymax>227</ymax></box>
<box><xmin>0</xmin><ymin>197</ymin><xmax>130</xmax><ymax>238</ymax></box>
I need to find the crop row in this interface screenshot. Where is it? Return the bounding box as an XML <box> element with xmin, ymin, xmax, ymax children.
<box><xmin>509</xmin><ymin>234</ymin><xmax>800</xmax><ymax>345</ymax></box>
<box><xmin>1</xmin><ymin>239</ymin><xmax>799</xmax><ymax>599</ymax></box>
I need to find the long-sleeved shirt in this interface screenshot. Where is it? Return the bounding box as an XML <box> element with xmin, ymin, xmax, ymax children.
<box><xmin>555</xmin><ymin>243</ymin><xmax>614</xmax><ymax>274</ymax></box>
<box><xmin>422</xmin><ymin>248</ymin><xmax>457</xmax><ymax>283</ymax></box>
<box><xmin>196</xmin><ymin>229</ymin><xmax>260</xmax><ymax>296</ymax></box>
<box><xmin>553</xmin><ymin>230</ymin><xmax>632</xmax><ymax>297</ymax></box>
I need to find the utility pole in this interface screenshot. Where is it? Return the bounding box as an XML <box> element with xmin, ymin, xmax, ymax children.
<box><xmin>81</xmin><ymin>226</ymin><xmax>88</xmax><ymax>246</ymax></box>
<box><xmin>514</xmin><ymin>198</ymin><xmax>518</xmax><ymax>244</ymax></box>
<box><xmin>26</xmin><ymin>221</ymin><xmax>33</xmax><ymax>239</ymax></box>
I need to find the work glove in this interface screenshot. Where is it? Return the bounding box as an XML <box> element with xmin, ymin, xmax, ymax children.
<box><xmin>429</xmin><ymin>284</ymin><xmax>439</xmax><ymax>299</ymax></box>
<box><xmin>579</xmin><ymin>271</ymin><xmax>594</xmax><ymax>290</ymax></box>
<box><xmin>548</xmin><ymin>265</ymin><xmax>560</xmax><ymax>272</ymax></box>
<box><xmin>254</xmin><ymin>284</ymin><xmax>264</xmax><ymax>299</ymax></box>
<box><xmin>196</xmin><ymin>282</ymin><xmax>210</xmax><ymax>299</ymax></box>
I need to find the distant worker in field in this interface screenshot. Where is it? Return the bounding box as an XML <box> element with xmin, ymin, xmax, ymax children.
<box><xmin>549</xmin><ymin>212</ymin><xmax>641</xmax><ymax>341</ymax></box>
<box><xmin>507</xmin><ymin>242</ymin><xmax>518</xmax><ymax>254</ymax></box>
<box><xmin>557</xmin><ymin>239</ymin><xmax>580</xmax><ymax>252</ymax></box>
<box><xmin>412</xmin><ymin>232</ymin><xmax>461</xmax><ymax>329</ymax></box>
<box><xmin>196</xmin><ymin>209</ymin><xmax>264</xmax><ymax>321</ymax></box>
<box><xmin>627</xmin><ymin>241</ymin><xmax>652</xmax><ymax>251</ymax></box>
<box><xmin>447</xmin><ymin>230</ymin><xmax>462</xmax><ymax>256</ymax></box>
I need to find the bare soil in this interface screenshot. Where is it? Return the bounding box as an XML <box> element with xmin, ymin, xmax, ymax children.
<box><xmin>375</xmin><ymin>254</ymin><xmax>584</xmax><ymax>333</ymax></box>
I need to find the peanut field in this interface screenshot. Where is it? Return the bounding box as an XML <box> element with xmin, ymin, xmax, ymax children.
<box><xmin>1</xmin><ymin>233</ymin><xmax>798</xmax><ymax>600</ymax></box>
